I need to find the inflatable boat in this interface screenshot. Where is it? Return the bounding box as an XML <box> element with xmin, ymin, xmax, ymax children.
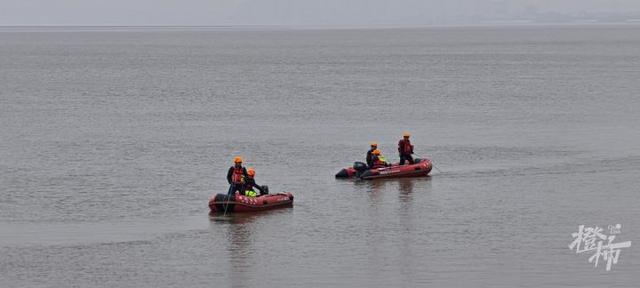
<box><xmin>209</xmin><ymin>192</ymin><xmax>294</xmax><ymax>213</ymax></box>
<box><xmin>335</xmin><ymin>158</ymin><xmax>432</xmax><ymax>180</ymax></box>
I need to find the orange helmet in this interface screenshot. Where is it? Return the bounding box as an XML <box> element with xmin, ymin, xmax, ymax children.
<box><xmin>370</xmin><ymin>142</ymin><xmax>378</xmax><ymax>147</ymax></box>
<box><xmin>247</xmin><ymin>168</ymin><xmax>255</xmax><ymax>177</ymax></box>
<box><xmin>372</xmin><ymin>149</ymin><xmax>381</xmax><ymax>155</ymax></box>
<box><xmin>233</xmin><ymin>156</ymin><xmax>243</xmax><ymax>163</ymax></box>
<box><xmin>403</xmin><ymin>132</ymin><xmax>411</xmax><ymax>137</ymax></box>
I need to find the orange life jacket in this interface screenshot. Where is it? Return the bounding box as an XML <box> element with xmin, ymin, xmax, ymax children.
<box><xmin>399</xmin><ymin>139</ymin><xmax>413</xmax><ymax>154</ymax></box>
<box><xmin>231</xmin><ymin>167</ymin><xmax>244</xmax><ymax>184</ymax></box>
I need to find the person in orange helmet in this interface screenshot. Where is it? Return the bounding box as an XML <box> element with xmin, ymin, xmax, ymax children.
<box><xmin>398</xmin><ymin>132</ymin><xmax>415</xmax><ymax>165</ymax></box>
<box><xmin>243</xmin><ymin>168</ymin><xmax>266</xmax><ymax>197</ymax></box>
<box><xmin>227</xmin><ymin>156</ymin><xmax>248</xmax><ymax>196</ymax></box>
<box><xmin>371</xmin><ymin>149</ymin><xmax>389</xmax><ymax>169</ymax></box>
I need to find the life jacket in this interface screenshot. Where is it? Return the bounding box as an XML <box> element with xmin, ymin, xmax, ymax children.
<box><xmin>400</xmin><ymin>140</ymin><xmax>413</xmax><ymax>155</ymax></box>
<box><xmin>245</xmin><ymin>190</ymin><xmax>258</xmax><ymax>197</ymax></box>
<box><xmin>373</xmin><ymin>156</ymin><xmax>387</xmax><ymax>168</ymax></box>
<box><xmin>231</xmin><ymin>167</ymin><xmax>245</xmax><ymax>184</ymax></box>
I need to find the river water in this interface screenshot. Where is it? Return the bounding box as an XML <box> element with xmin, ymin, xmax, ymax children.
<box><xmin>1</xmin><ymin>25</ymin><xmax>639</xmax><ymax>287</ymax></box>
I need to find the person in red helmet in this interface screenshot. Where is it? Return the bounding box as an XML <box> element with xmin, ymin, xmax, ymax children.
<box><xmin>398</xmin><ymin>132</ymin><xmax>415</xmax><ymax>165</ymax></box>
<box><xmin>227</xmin><ymin>156</ymin><xmax>248</xmax><ymax>196</ymax></box>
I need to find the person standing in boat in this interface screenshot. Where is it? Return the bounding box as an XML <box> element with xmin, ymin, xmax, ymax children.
<box><xmin>243</xmin><ymin>168</ymin><xmax>266</xmax><ymax>197</ymax></box>
<box><xmin>227</xmin><ymin>156</ymin><xmax>248</xmax><ymax>196</ymax></box>
<box><xmin>366</xmin><ymin>142</ymin><xmax>378</xmax><ymax>168</ymax></box>
<box><xmin>398</xmin><ymin>132</ymin><xmax>415</xmax><ymax>165</ymax></box>
<box><xmin>371</xmin><ymin>149</ymin><xmax>389</xmax><ymax>168</ymax></box>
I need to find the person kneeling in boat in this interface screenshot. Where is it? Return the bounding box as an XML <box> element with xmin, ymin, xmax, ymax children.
<box><xmin>398</xmin><ymin>132</ymin><xmax>415</xmax><ymax>165</ymax></box>
<box><xmin>371</xmin><ymin>149</ymin><xmax>390</xmax><ymax>169</ymax></box>
<box><xmin>366</xmin><ymin>142</ymin><xmax>378</xmax><ymax>168</ymax></box>
<box><xmin>243</xmin><ymin>168</ymin><xmax>267</xmax><ymax>197</ymax></box>
<box><xmin>227</xmin><ymin>156</ymin><xmax>248</xmax><ymax>196</ymax></box>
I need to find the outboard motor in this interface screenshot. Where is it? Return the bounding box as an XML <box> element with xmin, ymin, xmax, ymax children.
<box><xmin>261</xmin><ymin>185</ymin><xmax>269</xmax><ymax>195</ymax></box>
<box><xmin>210</xmin><ymin>193</ymin><xmax>236</xmax><ymax>213</ymax></box>
<box><xmin>353</xmin><ymin>161</ymin><xmax>368</xmax><ymax>177</ymax></box>
<box><xmin>214</xmin><ymin>193</ymin><xmax>235</xmax><ymax>202</ymax></box>
<box><xmin>353</xmin><ymin>161</ymin><xmax>368</xmax><ymax>171</ymax></box>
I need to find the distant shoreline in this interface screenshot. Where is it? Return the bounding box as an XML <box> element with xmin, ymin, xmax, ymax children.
<box><xmin>1</xmin><ymin>22</ymin><xmax>640</xmax><ymax>32</ymax></box>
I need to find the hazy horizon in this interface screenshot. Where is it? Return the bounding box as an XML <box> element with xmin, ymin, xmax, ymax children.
<box><xmin>2</xmin><ymin>0</ymin><xmax>640</xmax><ymax>26</ymax></box>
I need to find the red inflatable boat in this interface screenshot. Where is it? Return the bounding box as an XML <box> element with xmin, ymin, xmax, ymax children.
<box><xmin>209</xmin><ymin>192</ymin><xmax>294</xmax><ymax>213</ymax></box>
<box><xmin>335</xmin><ymin>158</ymin><xmax>432</xmax><ymax>180</ymax></box>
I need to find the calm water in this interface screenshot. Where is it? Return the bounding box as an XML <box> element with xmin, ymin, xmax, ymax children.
<box><xmin>1</xmin><ymin>25</ymin><xmax>639</xmax><ymax>287</ymax></box>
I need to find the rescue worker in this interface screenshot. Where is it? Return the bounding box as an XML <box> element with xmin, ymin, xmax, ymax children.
<box><xmin>398</xmin><ymin>132</ymin><xmax>414</xmax><ymax>165</ymax></box>
<box><xmin>366</xmin><ymin>142</ymin><xmax>378</xmax><ymax>168</ymax></box>
<box><xmin>371</xmin><ymin>149</ymin><xmax>389</xmax><ymax>169</ymax></box>
<box><xmin>227</xmin><ymin>156</ymin><xmax>248</xmax><ymax>196</ymax></box>
<box><xmin>243</xmin><ymin>168</ymin><xmax>265</xmax><ymax>197</ymax></box>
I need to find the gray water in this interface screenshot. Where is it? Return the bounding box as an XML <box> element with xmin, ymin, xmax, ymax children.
<box><xmin>1</xmin><ymin>25</ymin><xmax>639</xmax><ymax>287</ymax></box>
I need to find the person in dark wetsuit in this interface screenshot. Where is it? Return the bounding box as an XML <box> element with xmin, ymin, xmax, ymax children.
<box><xmin>366</xmin><ymin>142</ymin><xmax>378</xmax><ymax>168</ymax></box>
<box><xmin>243</xmin><ymin>168</ymin><xmax>266</xmax><ymax>196</ymax></box>
<box><xmin>227</xmin><ymin>156</ymin><xmax>248</xmax><ymax>196</ymax></box>
<box><xmin>398</xmin><ymin>132</ymin><xmax>415</xmax><ymax>165</ymax></box>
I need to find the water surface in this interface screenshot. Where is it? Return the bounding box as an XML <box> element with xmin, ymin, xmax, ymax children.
<box><xmin>1</xmin><ymin>25</ymin><xmax>639</xmax><ymax>287</ymax></box>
